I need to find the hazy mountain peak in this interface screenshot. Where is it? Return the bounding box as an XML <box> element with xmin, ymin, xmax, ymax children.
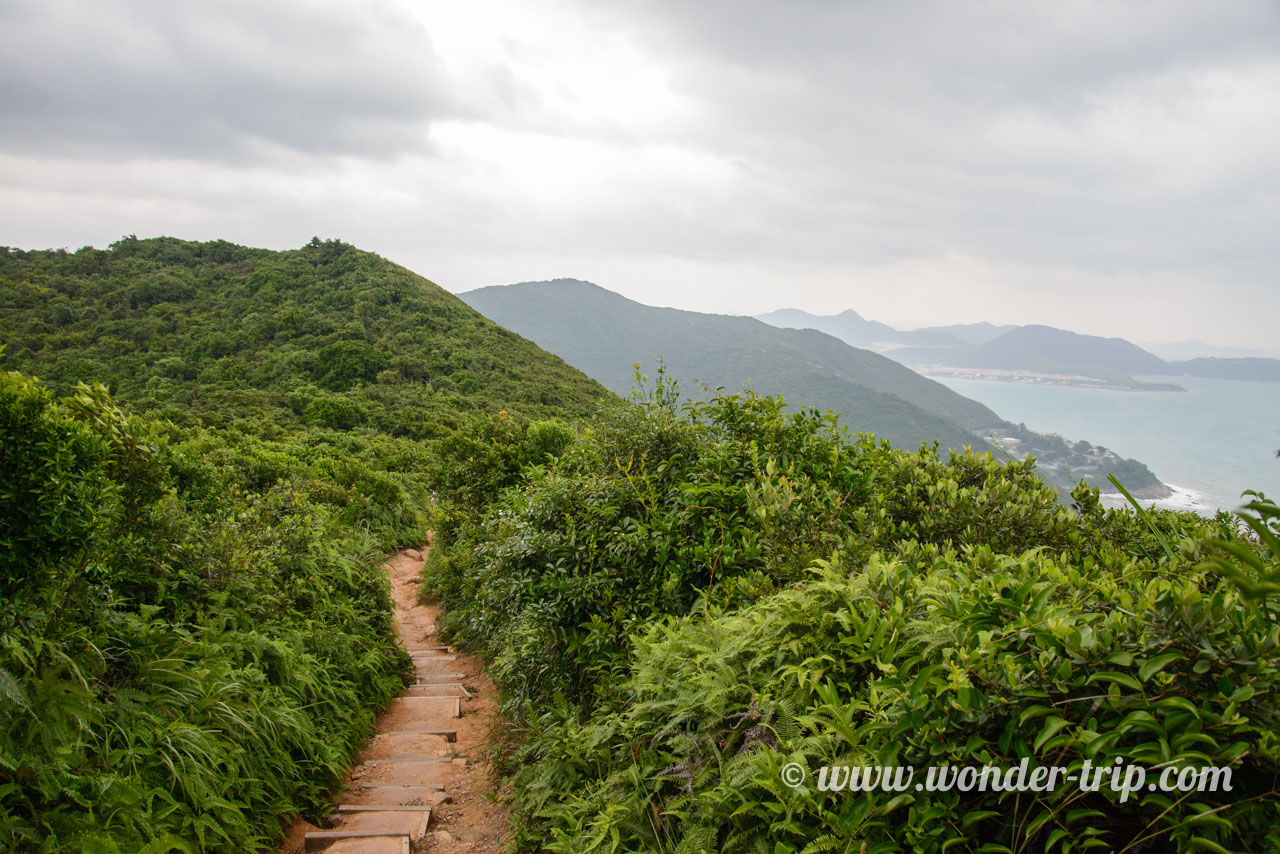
<box><xmin>755</xmin><ymin>307</ymin><xmax>963</xmax><ymax>350</ymax></box>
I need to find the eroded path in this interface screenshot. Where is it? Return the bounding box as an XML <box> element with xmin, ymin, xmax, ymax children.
<box><xmin>278</xmin><ymin>548</ymin><xmax>511</xmax><ymax>854</ymax></box>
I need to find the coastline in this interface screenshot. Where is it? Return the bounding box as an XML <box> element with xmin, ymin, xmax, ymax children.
<box><xmin>917</xmin><ymin>366</ymin><xmax>1185</xmax><ymax>392</ymax></box>
<box><xmin>933</xmin><ymin>362</ymin><xmax>1280</xmax><ymax>523</ymax></box>
<box><xmin>1098</xmin><ymin>482</ymin><xmax>1220</xmax><ymax>516</ymax></box>
<box><xmin>1099</xmin><ymin>481</ymin><xmax>1173</xmax><ymax>500</ymax></box>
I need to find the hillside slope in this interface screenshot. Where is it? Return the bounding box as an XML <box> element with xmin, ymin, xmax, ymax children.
<box><xmin>914</xmin><ymin>320</ymin><xmax>1018</xmax><ymax>346</ymax></box>
<box><xmin>0</xmin><ymin>237</ymin><xmax>616</xmax><ymax>437</ymax></box>
<box><xmin>462</xmin><ymin>279</ymin><xmax>1004</xmax><ymax>451</ymax></box>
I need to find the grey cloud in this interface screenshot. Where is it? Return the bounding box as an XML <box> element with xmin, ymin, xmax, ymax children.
<box><xmin>1</xmin><ymin>0</ymin><xmax>1276</xmax><ymax>348</ymax></box>
<box><xmin>589</xmin><ymin>0</ymin><xmax>1280</xmax><ymax>279</ymax></box>
<box><xmin>615</xmin><ymin>0</ymin><xmax>1280</xmax><ymax>107</ymax></box>
<box><xmin>0</xmin><ymin>0</ymin><xmax>453</xmax><ymax>161</ymax></box>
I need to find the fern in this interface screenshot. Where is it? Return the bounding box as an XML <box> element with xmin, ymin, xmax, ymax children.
<box><xmin>0</xmin><ymin>668</ymin><xmax>29</xmax><ymax>712</ymax></box>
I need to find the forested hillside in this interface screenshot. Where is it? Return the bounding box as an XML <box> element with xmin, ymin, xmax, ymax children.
<box><xmin>0</xmin><ymin>237</ymin><xmax>611</xmax><ymax>434</ymax></box>
<box><xmin>463</xmin><ymin>279</ymin><xmax>1166</xmax><ymax>495</ymax></box>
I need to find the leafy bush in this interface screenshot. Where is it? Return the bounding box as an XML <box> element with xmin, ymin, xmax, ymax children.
<box><xmin>0</xmin><ymin>372</ymin><xmax>113</xmax><ymax>594</ymax></box>
<box><xmin>515</xmin><ymin>549</ymin><xmax>1279</xmax><ymax>852</ymax></box>
<box><xmin>313</xmin><ymin>340</ymin><xmax>389</xmax><ymax>391</ymax></box>
<box><xmin>304</xmin><ymin>395</ymin><xmax>366</xmax><ymax>430</ymax></box>
<box><xmin>425</xmin><ymin>381</ymin><xmax>1276</xmax><ymax>853</ymax></box>
<box><xmin>424</xmin><ymin>387</ymin><xmax>874</xmax><ymax>712</ymax></box>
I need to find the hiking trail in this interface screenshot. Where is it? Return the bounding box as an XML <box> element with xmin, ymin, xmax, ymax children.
<box><xmin>278</xmin><ymin>547</ymin><xmax>511</xmax><ymax>854</ymax></box>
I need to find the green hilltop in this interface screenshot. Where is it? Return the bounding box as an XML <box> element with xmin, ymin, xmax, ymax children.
<box><xmin>0</xmin><ymin>236</ymin><xmax>614</xmax><ymax>436</ymax></box>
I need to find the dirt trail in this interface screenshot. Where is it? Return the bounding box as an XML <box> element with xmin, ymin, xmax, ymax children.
<box><xmin>277</xmin><ymin>547</ymin><xmax>511</xmax><ymax>854</ymax></box>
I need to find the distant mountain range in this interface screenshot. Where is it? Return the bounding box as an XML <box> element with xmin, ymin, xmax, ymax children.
<box><xmin>1140</xmin><ymin>340</ymin><xmax>1274</xmax><ymax>362</ymax></box>
<box><xmin>917</xmin><ymin>321</ymin><xmax>1019</xmax><ymax>347</ymax></box>
<box><xmin>463</xmin><ymin>280</ymin><xmax>1001</xmax><ymax>452</ymax></box>
<box><xmin>755</xmin><ymin>308</ymin><xmax>966</xmax><ymax>349</ymax></box>
<box><xmin>757</xmin><ymin>309</ymin><xmax>1280</xmax><ymax>387</ymax></box>
<box><xmin>460</xmin><ymin>279</ymin><xmax>1166</xmax><ymax>494</ymax></box>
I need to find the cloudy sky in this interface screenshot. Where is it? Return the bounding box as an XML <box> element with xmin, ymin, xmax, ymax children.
<box><xmin>2</xmin><ymin>0</ymin><xmax>1277</xmax><ymax>351</ymax></box>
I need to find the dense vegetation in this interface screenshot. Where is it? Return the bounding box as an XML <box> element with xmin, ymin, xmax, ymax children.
<box><xmin>0</xmin><ymin>237</ymin><xmax>616</xmax><ymax>550</ymax></box>
<box><xmin>0</xmin><ymin>237</ymin><xmax>609</xmax><ymax>435</ymax></box>
<box><xmin>0</xmin><ymin>370</ymin><xmax>409</xmax><ymax>851</ymax></box>
<box><xmin>425</xmin><ymin>376</ymin><xmax>1280</xmax><ymax>853</ymax></box>
<box><xmin>0</xmin><ymin>237</ymin><xmax>618</xmax><ymax>851</ymax></box>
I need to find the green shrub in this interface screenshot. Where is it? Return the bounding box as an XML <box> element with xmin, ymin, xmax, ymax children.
<box><xmin>303</xmin><ymin>395</ymin><xmax>365</xmax><ymax>430</ymax></box>
<box><xmin>425</xmin><ymin>383</ymin><xmax>1273</xmax><ymax>853</ymax></box>
<box><xmin>0</xmin><ymin>372</ymin><xmax>113</xmax><ymax>594</ymax></box>
<box><xmin>514</xmin><ymin>549</ymin><xmax>1280</xmax><ymax>852</ymax></box>
<box><xmin>313</xmin><ymin>340</ymin><xmax>389</xmax><ymax>391</ymax></box>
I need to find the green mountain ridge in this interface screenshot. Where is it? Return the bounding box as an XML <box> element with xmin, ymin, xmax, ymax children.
<box><xmin>461</xmin><ymin>278</ymin><xmax>1005</xmax><ymax>452</ymax></box>
<box><xmin>0</xmin><ymin>237</ymin><xmax>616</xmax><ymax>436</ymax></box>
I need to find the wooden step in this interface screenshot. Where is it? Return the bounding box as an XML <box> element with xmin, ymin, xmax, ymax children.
<box><xmin>303</xmin><ymin>830</ymin><xmax>409</xmax><ymax>852</ymax></box>
<box><xmin>404</xmin><ymin>646</ymin><xmax>451</xmax><ymax>652</ymax></box>
<box><xmin>407</xmin><ymin>685</ymin><xmax>467</xmax><ymax>698</ymax></box>
<box><xmin>338</xmin><ymin>805</ymin><xmax>433</xmax><ymax>813</ymax></box>
<box><xmin>337</xmin><ymin>808</ymin><xmax>432</xmax><ymax>841</ymax></box>
<box><xmin>383</xmin><ymin>728</ymin><xmax>457</xmax><ymax>742</ymax></box>
<box><xmin>360</xmin><ymin>782</ymin><xmax>445</xmax><ymax>791</ymax></box>
<box><xmin>414</xmin><ymin>681</ymin><xmax>472</xmax><ymax>698</ymax></box>
<box><xmin>366</xmin><ymin>757</ymin><xmax>453</xmax><ymax>765</ymax></box>
<box><xmin>396</xmin><ymin>696</ymin><xmax>461</xmax><ymax>717</ymax></box>
<box><xmin>312</xmin><ymin>835</ymin><xmax>408</xmax><ymax>854</ymax></box>
<box><xmin>353</xmin><ymin>786</ymin><xmax>446</xmax><ymax>806</ymax></box>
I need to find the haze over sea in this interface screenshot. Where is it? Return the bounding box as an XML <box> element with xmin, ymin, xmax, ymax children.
<box><xmin>932</xmin><ymin>375</ymin><xmax>1280</xmax><ymax>516</ymax></box>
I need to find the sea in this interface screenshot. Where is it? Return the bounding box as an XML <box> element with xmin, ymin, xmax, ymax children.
<box><xmin>931</xmin><ymin>375</ymin><xmax>1280</xmax><ymax>517</ymax></box>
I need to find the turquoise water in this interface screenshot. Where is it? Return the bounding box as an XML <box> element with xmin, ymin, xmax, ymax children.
<box><xmin>932</xmin><ymin>375</ymin><xmax>1280</xmax><ymax>514</ymax></box>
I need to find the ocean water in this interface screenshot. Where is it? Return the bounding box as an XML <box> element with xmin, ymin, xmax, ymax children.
<box><xmin>931</xmin><ymin>375</ymin><xmax>1280</xmax><ymax>515</ymax></box>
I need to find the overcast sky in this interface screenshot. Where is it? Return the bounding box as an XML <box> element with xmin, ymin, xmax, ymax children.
<box><xmin>2</xmin><ymin>0</ymin><xmax>1277</xmax><ymax>351</ymax></box>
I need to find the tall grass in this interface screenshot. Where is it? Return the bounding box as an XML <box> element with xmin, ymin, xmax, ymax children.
<box><xmin>1</xmin><ymin>371</ymin><xmax>410</xmax><ymax>851</ymax></box>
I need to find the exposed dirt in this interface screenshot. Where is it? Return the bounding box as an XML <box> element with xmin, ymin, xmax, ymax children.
<box><xmin>275</xmin><ymin>546</ymin><xmax>513</xmax><ymax>854</ymax></box>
